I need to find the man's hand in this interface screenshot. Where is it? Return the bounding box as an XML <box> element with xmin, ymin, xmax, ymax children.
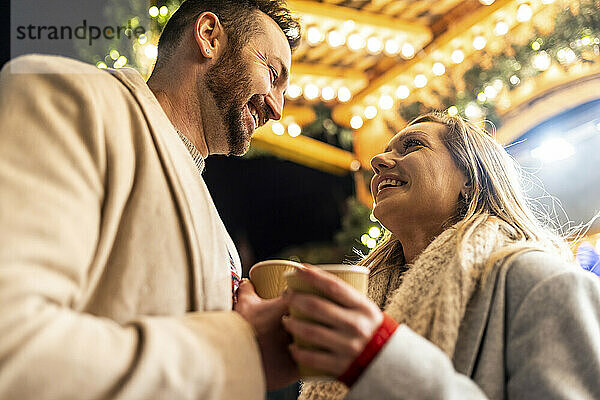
<box><xmin>234</xmin><ymin>280</ymin><xmax>299</xmax><ymax>390</ymax></box>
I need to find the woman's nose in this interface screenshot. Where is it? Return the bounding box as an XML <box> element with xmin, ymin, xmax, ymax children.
<box><xmin>370</xmin><ymin>153</ymin><xmax>396</xmax><ymax>174</ymax></box>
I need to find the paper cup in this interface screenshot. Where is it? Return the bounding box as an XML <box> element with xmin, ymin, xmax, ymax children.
<box><xmin>285</xmin><ymin>264</ymin><xmax>369</xmax><ymax>378</ymax></box>
<box><xmin>249</xmin><ymin>260</ymin><xmax>304</xmax><ymax>299</ymax></box>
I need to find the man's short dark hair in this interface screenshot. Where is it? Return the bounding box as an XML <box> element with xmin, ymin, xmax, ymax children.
<box><xmin>155</xmin><ymin>0</ymin><xmax>301</xmax><ymax>69</ymax></box>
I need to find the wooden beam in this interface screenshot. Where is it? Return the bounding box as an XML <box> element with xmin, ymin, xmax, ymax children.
<box><xmin>251</xmin><ymin>128</ymin><xmax>360</xmax><ymax>175</ymax></box>
<box><xmin>288</xmin><ymin>0</ymin><xmax>432</xmax><ymax>37</ymax></box>
<box><xmin>291</xmin><ymin>63</ymin><xmax>367</xmax><ymax>82</ymax></box>
<box><xmin>331</xmin><ymin>0</ymin><xmax>516</xmax><ymax>127</ymax></box>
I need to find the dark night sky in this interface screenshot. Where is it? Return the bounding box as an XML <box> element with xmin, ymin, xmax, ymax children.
<box><xmin>203</xmin><ymin>155</ymin><xmax>354</xmax><ymax>273</ymax></box>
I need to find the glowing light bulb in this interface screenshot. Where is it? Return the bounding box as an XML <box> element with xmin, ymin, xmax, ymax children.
<box><xmin>272</xmin><ymin>122</ymin><xmax>285</xmax><ymax>135</ymax></box>
<box><xmin>304</xmin><ymin>84</ymin><xmax>319</xmax><ymax>100</ymax></box>
<box><xmin>361</xmin><ymin>234</ymin><xmax>370</xmax><ymax>245</ymax></box>
<box><xmin>378</xmin><ymin>95</ymin><xmax>394</xmax><ymax>110</ymax></box>
<box><xmin>159</xmin><ymin>6</ymin><xmax>169</xmax><ymax>16</ymax></box>
<box><xmin>148</xmin><ymin>6</ymin><xmax>159</xmax><ymax>17</ymax></box>
<box><xmin>348</xmin><ymin>33</ymin><xmax>366</xmax><ymax>50</ymax></box>
<box><xmin>414</xmin><ymin>74</ymin><xmax>427</xmax><ymax>88</ymax></box>
<box><xmin>432</xmin><ymin>62</ymin><xmax>445</xmax><ymax>76</ymax></box>
<box><xmin>138</xmin><ymin>34</ymin><xmax>148</xmax><ymax>45</ymax></box>
<box><xmin>114</xmin><ymin>56</ymin><xmax>127</xmax><ymax>68</ymax></box>
<box><xmin>287</xmin><ymin>84</ymin><xmax>302</xmax><ymax>99</ymax></box>
<box><xmin>307</xmin><ymin>26</ymin><xmax>324</xmax><ymax>45</ymax></box>
<box><xmin>369</xmin><ymin>226</ymin><xmax>382</xmax><ymax>239</ymax></box>
<box><xmin>364</xmin><ymin>106</ymin><xmax>378</xmax><ymax>119</ymax></box>
<box><xmin>350</xmin><ymin>115</ymin><xmax>364</xmax><ymax>129</ymax></box>
<box><xmin>395</xmin><ymin>85</ymin><xmax>410</xmax><ymax>99</ymax></box>
<box><xmin>465</xmin><ymin>102</ymin><xmax>482</xmax><ymax>119</ymax></box>
<box><xmin>510</xmin><ymin>75</ymin><xmax>521</xmax><ymax>85</ymax></box>
<box><xmin>144</xmin><ymin>44</ymin><xmax>158</xmax><ymax>59</ymax></box>
<box><xmin>557</xmin><ymin>48</ymin><xmax>576</xmax><ymax>64</ymax></box>
<box><xmin>478</xmin><ymin>92</ymin><xmax>487</xmax><ymax>102</ymax></box>
<box><xmin>366</xmin><ymin>238</ymin><xmax>377</xmax><ymax>249</ymax></box>
<box><xmin>367</xmin><ymin>37</ymin><xmax>384</xmax><ymax>54</ymax></box>
<box><xmin>401</xmin><ymin>43</ymin><xmax>415</xmax><ymax>59</ymax></box>
<box><xmin>327</xmin><ymin>30</ymin><xmax>345</xmax><ymax>47</ymax></box>
<box><xmin>96</xmin><ymin>61</ymin><xmax>107</xmax><ymax>69</ymax></box>
<box><xmin>516</xmin><ymin>3</ymin><xmax>533</xmax><ymax>22</ymax></box>
<box><xmin>532</xmin><ymin>51</ymin><xmax>551</xmax><ymax>71</ymax></box>
<box><xmin>473</xmin><ymin>35</ymin><xmax>487</xmax><ymax>50</ymax></box>
<box><xmin>494</xmin><ymin>21</ymin><xmax>509</xmax><ymax>36</ymax></box>
<box><xmin>447</xmin><ymin>105</ymin><xmax>458</xmax><ymax>115</ymax></box>
<box><xmin>321</xmin><ymin>86</ymin><xmax>336</xmax><ymax>101</ymax></box>
<box><xmin>451</xmin><ymin>49</ymin><xmax>465</xmax><ymax>64</ymax></box>
<box><xmin>484</xmin><ymin>85</ymin><xmax>498</xmax><ymax>99</ymax></box>
<box><xmin>288</xmin><ymin>123</ymin><xmax>301</xmax><ymax>137</ymax></box>
<box><xmin>110</xmin><ymin>50</ymin><xmax>120</xmax><ymax>60</ymax></box>
<box><xmin>384</xmin><ymin>39</ymin><xmax>400</xmax><ymax>55</ymax></box>
<box><xmin>337</xmin><ymin>87</ymin><xmax>351</xmax><ymax>102</ymax></box>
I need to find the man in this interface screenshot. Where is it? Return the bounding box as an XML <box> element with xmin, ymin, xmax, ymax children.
<box><xmin>0</xmin><ymin>1</ymin><xmax>300</xmax><ymax>398</ymax></box>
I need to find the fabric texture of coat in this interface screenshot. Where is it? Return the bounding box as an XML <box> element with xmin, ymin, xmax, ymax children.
<box><xmin>346</xmin><ymin>250</ymin><xmax>600</xmax><ymax>399</ymax></box>
<box><xmin>0</xmin><ymin>55</ymin><xmax>265</xmax><ymax>399</ymax></box>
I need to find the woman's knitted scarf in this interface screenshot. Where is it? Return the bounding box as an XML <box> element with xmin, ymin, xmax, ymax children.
<box><xmin>300</xmin><ymin>218</ymin><xmax>531</xmax><ymax>399</ymax></box>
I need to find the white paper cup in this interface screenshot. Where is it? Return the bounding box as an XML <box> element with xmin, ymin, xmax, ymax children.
<box><xmin>285</xmin><ymin>264</ymin><xmax>369</xmax><ymax>377</ymax></box>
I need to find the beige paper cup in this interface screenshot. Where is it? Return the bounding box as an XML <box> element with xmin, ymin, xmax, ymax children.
<box><xmin>249</xmin><ymin>260</ymin><xmax>304</xmax><ymax>299</ymax></box>
<box><xmin>285</xmin><ymin>264</ymin><xmax>369</xmax><ymax>378</ymax></box>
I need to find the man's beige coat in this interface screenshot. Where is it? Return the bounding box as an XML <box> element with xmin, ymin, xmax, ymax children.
<box><xmin>0</xmin><ymin>55</ymin><xmax>265</xmax><ymax>399</ymax></box>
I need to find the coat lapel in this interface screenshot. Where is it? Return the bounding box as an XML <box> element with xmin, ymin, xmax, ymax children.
<box><xmin>453</xmin><ymin>249</ymin><xmax>533</xmax><ymax>377</ymax></box>
<box><xmin>452</xmin><ymin>263</ymin><xmax>502</xmax><ymax>376</ymax></box>
<box><xmin>105</xmin><ymin>67</ymin><xmax>206</xmax><ymax>311</ymax></box>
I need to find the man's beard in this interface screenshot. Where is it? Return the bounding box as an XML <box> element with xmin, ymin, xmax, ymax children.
<box><xmin>205</xmin><ymin>43</ymin><xmax>254</xmax><ymax>156</ymax></box>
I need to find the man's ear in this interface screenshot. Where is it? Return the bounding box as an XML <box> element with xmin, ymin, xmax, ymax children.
<box><xmin>193</xmin><ymin>12</ymin><xmax>224</xmax><ymax>59</ymax></box>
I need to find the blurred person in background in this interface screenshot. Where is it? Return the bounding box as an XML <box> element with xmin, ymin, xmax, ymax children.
<box><xmin>0</xmin><ymin>0</ymin><xmax>300</xmax><ymax>398</ymax></box>
<box><xmin>278</xmin><ymin>112</ymin><xmax>600</xmax><ymax>399</ymax></box>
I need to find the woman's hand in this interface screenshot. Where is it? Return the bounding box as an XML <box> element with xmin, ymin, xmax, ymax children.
<box><xmin>234</xmin><ymin>280</ymin><xmax>299</xmax><ymax>390</ymax></box>
<box><xmin>282</xmin><ymin>266</ymin><xmax>384</xmax><ymax>376</ymax></box>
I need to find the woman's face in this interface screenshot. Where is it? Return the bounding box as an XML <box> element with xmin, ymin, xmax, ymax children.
<box><xmin>370</xmin><ymin>121</ymin><xmax>468</xmax><ymax>237</ymax></box>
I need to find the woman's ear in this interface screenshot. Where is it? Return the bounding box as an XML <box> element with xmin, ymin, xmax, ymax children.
<box><xmin>460</xmin><ymin>177</ymin><xmax>472</xmax><ymax>202</ymax></box>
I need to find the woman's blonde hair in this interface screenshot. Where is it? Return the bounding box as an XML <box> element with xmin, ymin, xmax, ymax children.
<box><xmin>359</xmin><ymin>111</ymin><xmax>572</xmax><ymax>271</ymax></box>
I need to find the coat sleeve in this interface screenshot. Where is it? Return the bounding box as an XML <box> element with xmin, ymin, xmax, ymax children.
<box><xmin>0</xmin><ymin>56</ymin><xmax>265</xmax><ymax>400</ymax></box>
<box><xmin>505</xmin><ymin>270</ymin><xmax>600</xmax><ymax>399</ymax></box>
<box><xmin>346</xmin><ymin>267</ymin><xmax>600</xmax><ymax>399</ymax></box>
<box><xmin>345</xmin><ymin>325</ymin><xmax>489</xmax><ymax>400</ymax></box>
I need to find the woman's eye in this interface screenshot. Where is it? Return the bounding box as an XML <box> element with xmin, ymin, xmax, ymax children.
<box><xmin>403</xmin><ymin>138</ymin><xmax>423</xmax><ymax>151</ymax></box>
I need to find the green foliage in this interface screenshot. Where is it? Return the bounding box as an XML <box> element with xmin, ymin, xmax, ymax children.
<box><xmin>399</xmin><ymin>0</ymin><xmax>600</xmax><ymax>126</ymax></box>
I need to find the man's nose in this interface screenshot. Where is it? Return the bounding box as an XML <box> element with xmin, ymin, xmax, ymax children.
<box><xmin>265</xmin><ymin>88</ymin><xmax>284</xmax><ymax>121</ymax></box>
<box><xmin>370</xmin><ymin>153</ymin><xmax>396</xmax><ymax>174</ymax></box>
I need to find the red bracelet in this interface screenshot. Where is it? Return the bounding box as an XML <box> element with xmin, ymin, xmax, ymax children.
<box><xmin>337</xmin><ymin>313</ymin><xmax>399</xmax><ymax>387</ymax></box>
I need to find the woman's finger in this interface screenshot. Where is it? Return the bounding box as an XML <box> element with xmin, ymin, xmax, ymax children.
<box><xmin>293</xmin><ymin>267</ymin><xmax>368</xmax><ymax>310</ymax></box>
<box><xmin>286</xmin><ymin>292</ymin><xmax>373</xmax><ymax>338</ymax></box>
<box><xmin>282</xmin><ymin>316</ymin><xmax>364</xmax><ymax>357</ymax></box>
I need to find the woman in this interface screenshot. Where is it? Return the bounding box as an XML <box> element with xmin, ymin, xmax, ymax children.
<box><xmin>282</xmin><ymin>112</ymin><xmax>600</xmax><ymax>399</ymax></box>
